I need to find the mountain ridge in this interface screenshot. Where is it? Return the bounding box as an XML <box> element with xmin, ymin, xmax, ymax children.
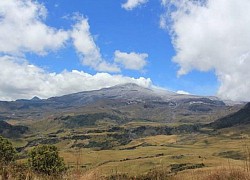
<box><xmin>0</xmin><ymin>83</ymin><xmax>244</xmax><ymax>124</ymax></box>
<box><xmin>11</xmin><ymin>83</ymin><xmax>229</xmax><ymax>103</ymax></box>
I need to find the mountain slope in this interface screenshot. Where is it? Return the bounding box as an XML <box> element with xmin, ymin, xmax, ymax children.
<box><xmin>208</xmin><ymin>102</ymin><xmax>250</xmax><ymax>129</ymax></box>
<box><xmin>0</xmin><ymin>121</ymin><xmax>28</xmax><ymax>138</ymax></box>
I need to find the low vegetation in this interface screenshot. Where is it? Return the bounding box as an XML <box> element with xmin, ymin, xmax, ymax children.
<box><xmin>28</xmin><ymin>145</ymin><xmax>66</xmax><ymax>176</ymax></box>
<box><xmin>1</xmin><ymin>124</ymin><xmax>250</xmax><ymax>180</ymax></box>
<box><xmin>0</xmin><ymin>137</ymin><xmax>66</xmax><ymax>179</ymax></box>
<box><xmin>0</xmin><ymin>136</ymin><xmax>16</xmax><ymax>165</ymax></box>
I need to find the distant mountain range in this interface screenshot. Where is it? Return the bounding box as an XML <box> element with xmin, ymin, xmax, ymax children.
<box><xmin>0</xmin><ymin>83</ymin><xmax>244</xmax><ymax>124</ymax></box>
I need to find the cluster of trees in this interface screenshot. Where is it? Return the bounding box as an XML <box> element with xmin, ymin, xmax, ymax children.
<box><xmin>0</xmin><ymin>136</ymin><xmax>66</xmax><ymax>178</ymax></box>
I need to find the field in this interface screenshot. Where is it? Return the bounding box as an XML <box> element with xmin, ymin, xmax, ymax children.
<box><xmin>62</xmin><ymin>134</ymin><xmax>249</xmax><ymax>175</ymax></box>
<box><xmin>8</xmin><ymin>119</ymin><xmax>250</xmax><ymax>179</ymax></box>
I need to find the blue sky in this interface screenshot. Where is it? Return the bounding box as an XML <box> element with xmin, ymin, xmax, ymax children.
<box><xmin>29</xmin><ymin>0</ymin><xmax>218</xmax><ymax>94</ymax></box>
<box><xmin>1</xmin><ymin>0</ymin><xmax>249</xmax><ymax>101</ymax></box>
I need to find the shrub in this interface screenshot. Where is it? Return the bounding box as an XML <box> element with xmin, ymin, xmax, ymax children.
<box><xmin>28</xmin><ymin>145</ymin><xmax>66</xmax><ymax>175</ymax></box>
<box><xmin>0</xmin><ymin>136</ymin><xmax>17</xmax><ymax>165</ymax></box>
<box><xmin>170</xmin><ymin>163</ymin><xmax>205</xmax><ymax>173</ymax></box>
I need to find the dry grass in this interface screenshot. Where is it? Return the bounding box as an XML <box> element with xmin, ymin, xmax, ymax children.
<box><xmin>58</xmin><ymin>133</ymin><xmax>250</xmax><ymax>176</ymax></box>
<box><xmin>172</xmin><ymin>167</ymin><xmax>250</xmax><ymax>180</ymax></box>
<box><xmin>63</xmin><ymin>168</ymin><xmax>103</xmax><ymax>180</ymax></box>
<box><xmin>142</xmin><ymin>135</ymin><xmax>178</xmax><ymax>145</ymax></box>
<box><xmin>1</xmin><ymin>162</ymin><xmax>250</xmax><ymax>180</ymax></box>
<box><xmin>4</xmin><ymin>123</ymin><xmax>250</xmax><ymax>179</ymax></box>
<box><xmin>204</xmin><ymin>168</ymin><xmax>250</xmax><ymax>180</ymax></box>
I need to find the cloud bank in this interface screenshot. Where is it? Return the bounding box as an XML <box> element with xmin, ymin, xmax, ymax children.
<box><xmin>162</xmin><ymin>0</ymin><xmax>250</xmax><ymax>101</ymax></box>
<box><xmin>0</xmin><ymin>56</ymin><xmax>152</xmax><ymax>101</ymax></box>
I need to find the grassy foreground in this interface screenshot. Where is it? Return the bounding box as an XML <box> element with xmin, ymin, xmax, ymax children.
<box><xmin>3</xmin><ymin>122</ymin><xmax>250</xmax><ymax>179</ymax></box>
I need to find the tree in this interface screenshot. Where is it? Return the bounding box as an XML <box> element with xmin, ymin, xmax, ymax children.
<box><xmin>28</xmin><ymin>145</ymin><xmax>66</xmax><ymax>175</ymax></box>
<box><xmin>0</xmin><ymin>136</ymin><xmax>17</xmax><ymax>180</ymax></box>
<box><xmin>0</xmin><ymin>136</ymin><xmax>16</xmax><ymax>165</ymax></box>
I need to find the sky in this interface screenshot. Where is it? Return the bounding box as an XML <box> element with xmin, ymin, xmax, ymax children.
<box><xmin>0</xmin><ymin>0</ymin><xmax>249</xmax><ymax>101</ymax></box>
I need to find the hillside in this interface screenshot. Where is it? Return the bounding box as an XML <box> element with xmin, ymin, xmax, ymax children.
<box><xmin>209</xmin><ymin>102</ymin><xmax>250</xmax><ymax>129</ymax></box>
<box><xmin>0</xmin><ymin>121</ymin><xmax>28</xmax><ymax>138</ymax></box>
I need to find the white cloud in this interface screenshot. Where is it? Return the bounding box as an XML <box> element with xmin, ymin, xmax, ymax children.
<box><xmin>122</xmin><ymin>0</ymin><xmax>148</xmax><ymax>10</ymax></box>
<box><xmin>0</xmin><ymin>56</ymin><xmax>152</xmax><ymax>101</ymax></box>
<box><xmin>71</xmin><ymin>17</ymin><xmax>120</xmax><ymax>72</ymax></box>
<box><xmin>0</xmin><ymin>1</ymin><xmax>121</xmax><ymax>73</ymax></box>
<box><xmin>177</xmin><ymin>90</ymin><xmax>190</xmax><ymax>95</ymax></box>
<box><xmin>0</xmin><ymin>0</ymin><xmax>69</xmax><ymax>55</ymax></box>
<box><xmin>162</xmin><ymin>0</ymin><xmax>250</xmax><ymax>101</ymax></box>
<box><xmin>0</xmin><ymin>0</ymin><xmax>148</xmax><ymax>74</ymax></box>
<box><xmin>114</xmin><ymin>50</ymin><xmax>148</xmax><ymax>70</ymax></box>
<box><xmin>0</xmin><ymin>0</ymin><xmax>154</xmax><ymax>101</ymax></box>
<box><xmin>161</xmin><ymin>0</ymin><xmax>167</xmax><ymax>6</ymax></box>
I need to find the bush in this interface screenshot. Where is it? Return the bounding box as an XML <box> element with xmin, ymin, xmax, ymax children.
<box><xmin>170</xmin><ymin>163</ymin><xmax>205</xmax><ymax>173</ymax></box>
<box><xmin>0</xmin><ymin>136</ymin><xmax>16</xmax><ymax>165</ymax></box>
<box><xmin>28</xmin><ymin>145</ymin><xmax>66</xmax><ymax>175</ymax></box>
